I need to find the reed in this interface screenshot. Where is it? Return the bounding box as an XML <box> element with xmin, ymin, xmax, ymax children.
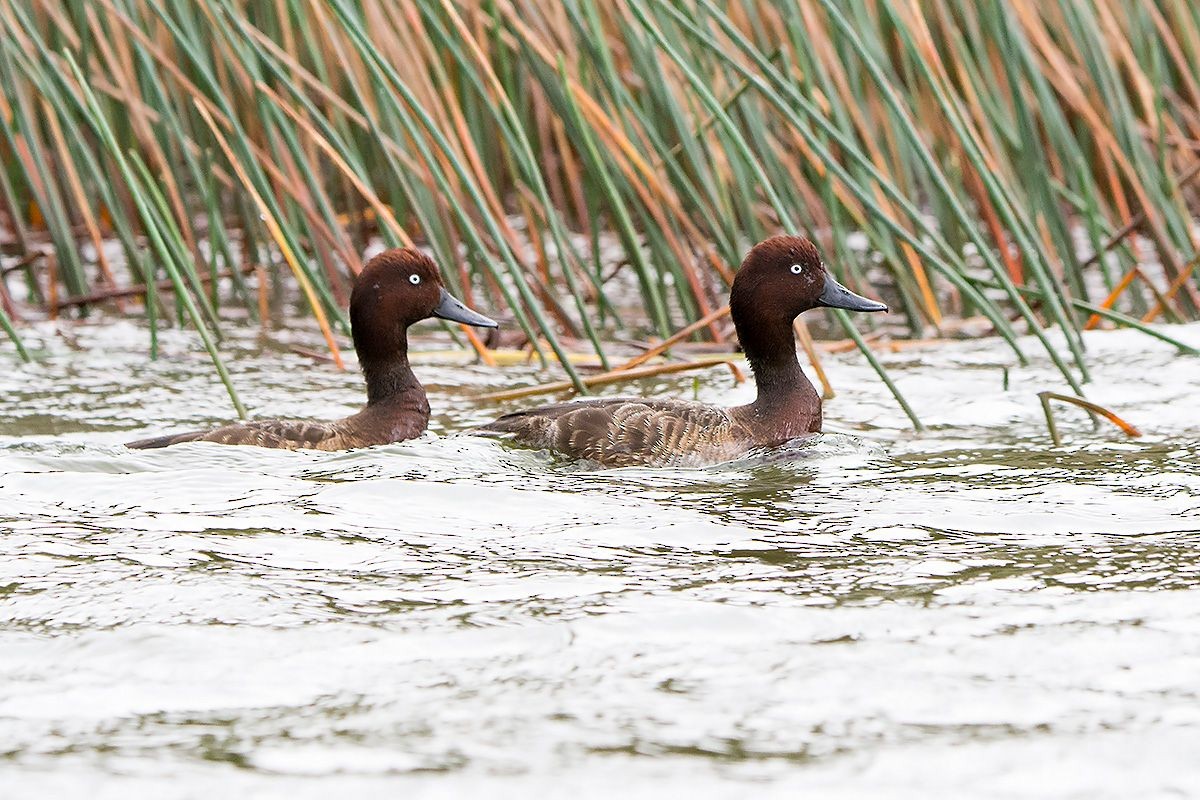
<box><xmin>1038</xmin><ymin>390</ymin><xmax>1143</xmax><ymax>446</ymax></box>
<box><xmin>0</xmin><ymin>0</ymin><xmax>1197</xmax><ymax>424</ymax></box>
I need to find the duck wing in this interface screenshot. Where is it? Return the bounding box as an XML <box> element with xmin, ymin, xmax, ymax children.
<box><xmin>474</xmin><ymin>397</ymin><xmax>745</xmax><ymax>467</ymax></box>
<box><xmin>126</xmin><ymin>419</ymin><xmax>355</xmax><ymax>451</ymax></box>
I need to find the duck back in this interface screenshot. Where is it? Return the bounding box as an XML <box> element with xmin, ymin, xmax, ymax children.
<box><xmin>126</xmin><ymin>398</ymin><xmax>430</xmax><ymax>451</ymax></box>
<box><xmin>126</xmin><ymin>419</ymin><xmax>357</xmax><ymax>451</ymax></box>
<box><xmin>477</xmin><ymin>396</ymin><xmax>755</xmax><ymax>468</ymax></box>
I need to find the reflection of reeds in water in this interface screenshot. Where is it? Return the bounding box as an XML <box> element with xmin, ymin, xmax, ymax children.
<box><xmin>0</xmin><ymin>1</ymin><xmax>1198</xmax><ymax>424</ymax></box>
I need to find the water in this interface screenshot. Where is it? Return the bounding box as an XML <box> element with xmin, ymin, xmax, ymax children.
<box><xmin>2</xmin><ymin>320</ymin><xmax>1199</xmax><ymax>798</ymax></box>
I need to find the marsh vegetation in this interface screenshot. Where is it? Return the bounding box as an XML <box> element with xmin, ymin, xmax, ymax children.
<box><xmin>1</xmin><ymin>0</ymin><xmax>1198</xmax><ymax>425</ymax></box>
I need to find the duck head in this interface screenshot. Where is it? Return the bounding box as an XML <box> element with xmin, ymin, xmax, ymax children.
<box><xmin>729</xmin><ymin>235</ymin><xmax>888</xmax><ymax>325</ymax></box>
<box><xmin>729</xmin><ymin>236</ymin><xmax>887</xmax><ymax>409</ymax></box>
<box><xmin>350</xmin><ymin>248</ymin><xmax>497</xmax><ymax>361</ymax></box>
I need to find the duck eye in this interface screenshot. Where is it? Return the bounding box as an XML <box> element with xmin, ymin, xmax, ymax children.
<box><xmin>408</xmin><ymin>274</ymin><xmax>421</xmax><ymax>285</ymax></box>
<box><xmin>789</xmin><ymin>264</ymin><xmax>803</xmax><ymax>275</ymax></box>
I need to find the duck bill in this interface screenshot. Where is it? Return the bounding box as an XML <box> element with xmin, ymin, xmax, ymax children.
<box><xmin>432</xmin><ymin>287</ymin><xmax>498</xmax><ymax>328</ymax></box>
<box><xmin>817</xmin><ymin>273</ymin><xmax>888</xmax><ymax>313</ymax></box>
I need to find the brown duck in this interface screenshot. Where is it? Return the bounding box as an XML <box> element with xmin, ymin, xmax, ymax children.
<box><xmin>474</xmin><ymin>236</ymin><xmax>887</xmax><ymax>468</ymax></box>
<box><xmin>127</xmin><ymin>248</ymin><xmax>497</xmax><ymax>451</ymax></box>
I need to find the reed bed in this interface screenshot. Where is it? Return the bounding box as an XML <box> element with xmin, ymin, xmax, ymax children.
<box><xmin>1</xmin><ymin>0</ymin><xmax>1199</xmax><ymax>425</ymax></box>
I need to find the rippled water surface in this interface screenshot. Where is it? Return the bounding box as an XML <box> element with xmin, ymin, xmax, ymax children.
<box><xmin>2</xmin><ymin>320</ymin><xmax>1199</xmax><ymax>798</ymax></box>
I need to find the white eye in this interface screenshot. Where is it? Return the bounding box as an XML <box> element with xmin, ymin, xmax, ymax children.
<box><xmin>789</xmin><ymin>264</ymin><xmax>803</xmax><ymax>274</ymax></box>
<box><xmin>408</xmin><ymin>274</ymin><xmax>421</xmax><ymax>285</ymax></box>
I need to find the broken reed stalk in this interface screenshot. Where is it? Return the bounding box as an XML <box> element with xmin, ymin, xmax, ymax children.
<box><xmin>1037</xmin><ymin>391</ymin><xmax>1142</xmax><ymax>446</ymax></box>
<box><xmin>1078</xmin><ymin>159</ymin><xmax>1200</xmax><ymax>272</ymax></box>
<box><xmin>0</xmin><ymin>251</ymin><xmax>44</xmax><ymax>275</ymax></box>
<box><xmin>52</xmin><ymin>263</ymin><xmax>257</xmax><ymax>310</ymax></box>
<box><xmin>474</xmin><ymin>355</ymin><xmax>740</xmax><ymax>402</ymax></box>
<box><xmin>614</xmin><ymin>304</ymin><xmax>730</xmax><ymax>372</ymax></box>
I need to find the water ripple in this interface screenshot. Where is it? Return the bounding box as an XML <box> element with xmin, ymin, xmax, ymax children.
<box><xmin>2</xmin><ymin>320</ymin><xmax>1200</xmax><ymax>797</ymax></box>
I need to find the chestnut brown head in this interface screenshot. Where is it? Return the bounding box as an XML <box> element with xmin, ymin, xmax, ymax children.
<box><xmin>729</xmin><ymin>235</ymin><xmax>887</xmax><ymax>329</ymax></box>
<box><xmin>350</xmin><ymin>248</ymin><xmax>496</xmax><ymax>361</ymax></box>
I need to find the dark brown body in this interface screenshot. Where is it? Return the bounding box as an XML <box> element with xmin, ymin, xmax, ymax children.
<box><xmin>127</xmin><ymin>249</ymin><xmax>496</xmax><ymax>452</ymax></box>
<box><xmin>476</xmin><ymin>236</ymin><xmax>884</xmax><ymax>468</ymax></box>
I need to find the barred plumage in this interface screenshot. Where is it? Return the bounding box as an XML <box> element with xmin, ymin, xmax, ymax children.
<box><xmin>482</xmin><ymin>397</ymin><xmax>750</xmax><ymax>468</ymax></box>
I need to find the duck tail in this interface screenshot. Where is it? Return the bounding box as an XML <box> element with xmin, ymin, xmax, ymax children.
<box><xmin>125</xmin><ymin>430</ymin><xmax>208</xmax><ymax>449</ymax></box>
<box><xmin>471</xmin><ymin>409</ymin><xmax>541</xmax><ymax>436</ymax></box>
<box><xmin>471</xmin><ymin>419</ymin><xmax>516</xmax><ymax>435</ymax></box>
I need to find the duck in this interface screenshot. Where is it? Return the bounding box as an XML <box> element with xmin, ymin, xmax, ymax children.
<box><xmin>126</xmin><ymin>248</ymin><xmax>498</xmax><ymax>451</ymax></box>
<box><xmin>472</xmin><ymin>235</ymin><xmax>886</xmax><ymax>468</ymax></box>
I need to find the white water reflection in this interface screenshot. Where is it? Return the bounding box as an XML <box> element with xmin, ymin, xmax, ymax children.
<box><xmin>1</xmin><ymin>320</ymin><xmax>1199</xmax><ymax>798</ymax></box>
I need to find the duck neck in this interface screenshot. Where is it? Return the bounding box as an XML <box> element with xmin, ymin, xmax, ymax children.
<box><xmin>737</xmin><ymin>315</ymin><xmax>820</xmax><ymax>423</ymax></box>
<box><xmin>359</xmin><ymin>333</ymin><xmax>428</xmax><ymax>412</ymax></box>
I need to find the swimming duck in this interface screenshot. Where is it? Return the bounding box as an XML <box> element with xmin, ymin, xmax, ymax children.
<box><xmin>473</xmin><ymin>236</ymin><xmax>886</xmax><ymax>467</ymax></box>
<box><xmin>127</xmin><ymin>248</ymin><xmax>497</xmax><ymax>451</ymax></box>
